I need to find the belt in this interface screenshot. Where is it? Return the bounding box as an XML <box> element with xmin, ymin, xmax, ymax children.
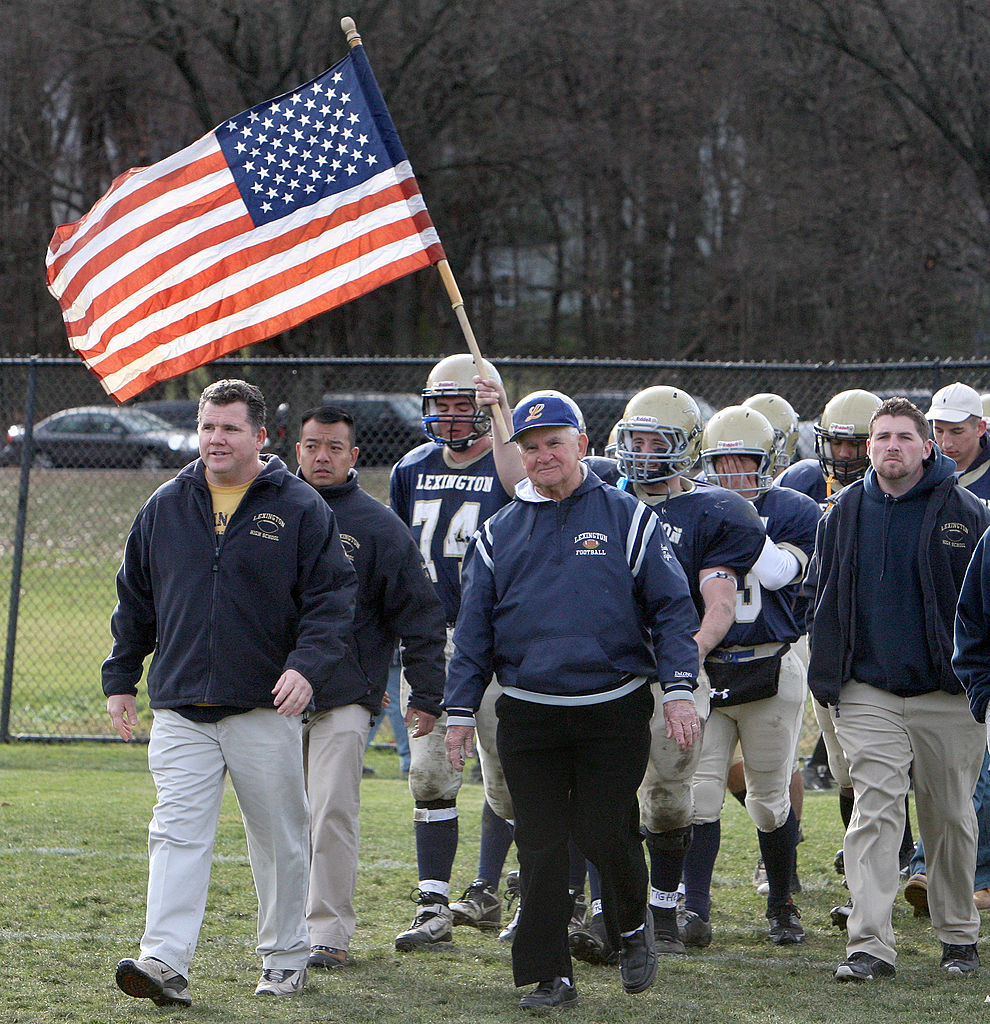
<box><xmin>707</xmin><ymin>642</ymin><xmax>789</xmax><ymax>665</ymax></box>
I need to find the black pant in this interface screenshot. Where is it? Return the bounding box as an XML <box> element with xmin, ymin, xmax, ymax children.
<box><xmin>496</xmin><ymin>684</ymin><xmax>654</xmax><ymax>986</ymax></box>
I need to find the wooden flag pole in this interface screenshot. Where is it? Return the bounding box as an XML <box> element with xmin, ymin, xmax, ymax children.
<box><xmin>340</xmin><ymin>16</ymin><xmax>510</xmax><ymax>442</ymax></box>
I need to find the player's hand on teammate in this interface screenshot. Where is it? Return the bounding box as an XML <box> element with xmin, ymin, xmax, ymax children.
<box><xmin>107</xmin><ymin>693</ymin><xmax>138</xmax><ymax>740</ymax></box>
<box><xmin>664</xmin><ymin>698</ymin><xmax>701</xmax><ymax>751</ymax></box>
<box><xmin>405</xmin><ymin>706</ymin><xmax>437</xmax><ymax>738</ymax></box>
<box><xmin>272</xmin><ymin>668</ymin><xmax>313</xmax><ymax>716</ymax></box>
<box><xmin>445</xmin><ymin>723</ymin><xmax>475</xmax><ymax>770</ymax></box>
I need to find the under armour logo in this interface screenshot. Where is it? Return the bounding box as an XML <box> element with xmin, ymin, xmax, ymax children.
<box><xmin>710</xmin><ymin>688</ymin><xmax>730</xmax><ymax>700</ymax></box>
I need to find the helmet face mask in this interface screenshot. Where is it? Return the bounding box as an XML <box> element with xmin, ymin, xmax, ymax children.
<box><xmin>700</xmin><ymin>406</ymin><xmax>776</xmax><ymax>496</ymax></box>
<box><xmin>422</xmin><ymin>354</ymin><xmax>500</xmax><ymax>450</ymax></box>
<box><xmin>814</xmin><ymin>389</ymin><xmax>881</xmax><ymax>485</ymax></box>
<box><xmin>616</xmin><ymin>386</ymin><xmax>702</xmax><ymax>482</ymax></box>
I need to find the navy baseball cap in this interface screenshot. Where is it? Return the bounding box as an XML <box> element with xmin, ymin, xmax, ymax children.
<box><xmin>510</xmin><ymin>394</ymin><xmax>582</xmax><ymax>441</ymax></box>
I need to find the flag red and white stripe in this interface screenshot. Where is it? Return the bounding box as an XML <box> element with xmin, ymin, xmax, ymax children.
<box><xmin>46</xmin><ymin>49</ymin><xmax>445</xmax><ymax>403</ymax></box>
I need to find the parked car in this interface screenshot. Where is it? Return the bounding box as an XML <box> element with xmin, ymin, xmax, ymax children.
<box><xmin>319</xmin><ymin>392</ymin><xmax>425</xmax><ymax>466</ymax></box>
<box><xmin>2</xmin><ymin>406</ymin><xmax>199</xmax><ymax>469</ymax></box>
<box><xmin>133</xmin><ymin>398</ymin><xmax>199</xmax><ymax>432</ymax></box>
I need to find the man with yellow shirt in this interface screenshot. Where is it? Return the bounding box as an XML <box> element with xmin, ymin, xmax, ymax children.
<box><xmin>103</xmin><ymin>379</ymin><xmax>357</xmax><ymax>1006</ymax></box>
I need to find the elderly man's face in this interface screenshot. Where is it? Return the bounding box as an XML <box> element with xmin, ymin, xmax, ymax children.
<box><xmin>516</xmin><ymin>425</ymin><xmax>588</xmax><ymax>499</ymax></box>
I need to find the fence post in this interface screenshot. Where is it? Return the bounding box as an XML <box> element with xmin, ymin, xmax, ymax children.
<box><xmin>1</xmin><ymin>357</ymin><xmax>39</xmax><ymax>742</ymax></box>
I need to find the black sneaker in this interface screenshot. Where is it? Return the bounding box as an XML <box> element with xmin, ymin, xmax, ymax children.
<box><xmin>394</xmin><ymin>890</ymin><xmax>453</xmax><ymax>950</ymax></box>
<box><xmin>619</xmin><ymin>910</ymin><xmax>658</xmax><ymax>995</ymax></box>
<box><xmin>653</xmin><ymin>909</ymin><xmax>686</xmax><ymax>954</ymax></box>
<box><xmin>449</xmin><ymin>878</ymin><xmax>501</xmax><ymax>930</ymax></box>
<box><xmin>830</xmin><ymin>897</ymin><xmax>852</xmax><ymax>929</ymax></box>
<box><xmin>498</xmin><ymin>870</ymin><xmax>521</xmax><ymax>943</ymax></box>
<box><xmin>519</xmin><ymin>978</ymin><xmax>578</xmax><ymax>1010</ymax></box>
<box><xmin>834</xmin><ymin>951</ymin><xmax>895</xmax><ymax>981</ymax></box>
<box><xmin>833</xmin><ymin>848</ymin><xmax>845</xmax><ymax>876</ymax></box>
<box><xmin>941</xmin><ymin>942</ymin><xmax>979</xmax><ymax>975</ymax></box>
<box><xmin>569</xmin><ymin>911</ymin><xmax>618</xmax><ymax>965</ymax></box>
<box><xmin>802</xmin><ymin>761</ymin><xmax>834</xmax><ymax>790</ymax></box>
<box><xmin>767</xmin><ymin>901</ymin><xmax>804</xmax><ymax>945</ymax></box>
<box><xmin>677</xmin><ymin>909</ymin><xmax>713</xmax><ymax>948</ymax></box>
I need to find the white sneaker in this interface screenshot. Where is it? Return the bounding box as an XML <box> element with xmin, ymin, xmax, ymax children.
<box><xmin>394</xmin><ymin>896</ymin><xmax>453</xmax><ymax>950</ymax></box>
<box><xmin>115</xmin><ymin>957</ymin><xmax>192</xmax><ymax>1007</ymax></box>
<box><xmin>254</xmin><ymin>967</ymin><xmax>307</xmax><ymax>997</ymax></box>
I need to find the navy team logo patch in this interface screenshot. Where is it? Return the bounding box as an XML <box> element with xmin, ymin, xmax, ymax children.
<box><xmin>573</xmin><ymin>531</ymin><xmax>607</xmax><ymax>556</ymax></box>
<box><xmin>940</xmin><ymin>521</ymin><xmax>970</xmax><ymax>548</ymax></box>
<box><xmin>250</xmin><ymin>512</ymin><xmax>285</xmax><ymax>541</ymax></box>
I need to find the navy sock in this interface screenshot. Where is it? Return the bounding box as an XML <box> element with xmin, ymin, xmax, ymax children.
<box><xmin>758</xmin><ymin>807</ymin><xmax>798</xmax><ymax>910</ymax></box>
<box><xmin>587</xmin><ymin>860</ymin><xmax>602</xmax><ymax>904</ymax></box>
<box><xmin>682</xmin><ymin>820</ymin><xmax>720</xmax><ymax>920</ymax></box>
<box><xmin>415</xmin><ymin>816</ymin><xmax>458</xmax><ymax>888</ymax></box>
<box><xmin>477</xmin><ymin>800</ymin><xmax>513</xmax><ymax>887</ymax></box>
<box><xmin>649</xmin><ymin>843</ymin><xmax>687</xmax><ymax>897</ymax></box>
<box><xmin>839</xmin><ymin>789</ymin><xmax>854</xmax><ymax>829</ymax></box>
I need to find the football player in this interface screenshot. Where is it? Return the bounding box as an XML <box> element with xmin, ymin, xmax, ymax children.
<box><xmin>778</xmin><ymin>388</ymin><xmax>880</xmax><ymax>504</ymax></box>
<box><xmin>741</xmin><ymin>393</ymin><xmax>800</xmax><ymax>476</ymax></box>
<box><xmin>571</xmin><ymin>385</ymin><xmax>767</xmax><ymax>958</ymax></box>
<box><xmin>389</xmin><ymin>354</ymin><xmax>515</xmax><ymax>949</ymax></box>
<box><xmin>677</xmin><ymin>406</ymin><xmax>821</xmax><ymax>947</ymax></box>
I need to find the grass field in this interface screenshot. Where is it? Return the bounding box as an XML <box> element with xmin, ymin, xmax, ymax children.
<box><xmin>0</xmin><ymin>741</ymin><xmax>987</xmax><ymax>1024</ymax></box>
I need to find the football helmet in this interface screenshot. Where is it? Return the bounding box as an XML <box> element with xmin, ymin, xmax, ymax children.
<box><xmin>742</xmin><ymin>393</ymin><xmax>799</xmax><ymax>472</ymax></box>
<box><xmin>982</xmin><ymin>394</ymin><xmax>990</xmax><ymax>421</ymax></box>
<box><xmin>422</xmin><ymin>353</ymin><xmax>501</xmax><ymax>450</ymax></box>
<box><xmin>616</xmin><ymin>386</ymin><xmax>703</xmax><ymax>482</ymax></box>
<box><xmin>700</xmin><ymin>406</ymin><xmax>776</xmax><ymax>495</ymax></box>
<box><xmin>814</xmin><ymin>388</ymin><xmax>881</xmax><ymax>484</ymax></box>
<box><xmin>604</xmin><ymin>421</ymin><xmax>620</xmax><ymax>460</ymax></box>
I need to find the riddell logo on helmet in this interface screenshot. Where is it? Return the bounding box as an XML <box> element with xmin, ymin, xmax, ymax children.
<box><xmin>831</xmin><ymin>422</ymin><xmax>856</xmax><ymax>435</ymax></box>
<box><xmin>524</xmin><ymin>403</ymin><xmax>546</xmax><ymax>423</ymax></box>
<box><xmin>716</xmin><ymin>439</ymin><xmax>744</xmax><ymax>450</ymax></box>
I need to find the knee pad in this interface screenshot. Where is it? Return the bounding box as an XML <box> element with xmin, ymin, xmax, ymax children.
<box><xmin>413</xmin><ymin>799</ymin><xmax>458</xmax><ymax>823</ymax></box>
<box><xmin>643</xmin><ymin>824</ymin><xmax>693</xmax><ymax>853</ymax></box>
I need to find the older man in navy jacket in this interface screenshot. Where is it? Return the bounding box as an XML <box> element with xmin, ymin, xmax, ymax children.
<box><xmin>445</xmin><ymin>394</ymin><xmax>700</xmax><ymax>1010</ymax></box>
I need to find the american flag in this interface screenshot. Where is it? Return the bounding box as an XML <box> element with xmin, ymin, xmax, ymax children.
<box><xmin>46</xmin><ymin>45</ymin><xmax>445</xmax><ymax>403</ymax></box>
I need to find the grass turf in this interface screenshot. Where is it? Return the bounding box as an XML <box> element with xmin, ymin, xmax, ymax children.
<box><xmin>0</xmin><ymin>742</ymin><xmax>985</xmax><ymax>1023</ymax></box>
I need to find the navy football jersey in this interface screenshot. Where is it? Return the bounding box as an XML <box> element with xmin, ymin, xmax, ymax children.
<box><xmin>390</xmin><ymin>441</ymin><xmax>511</xmax><ymax>622</ymax></box>
<box><xmin>776</xmin><ymin>458</ymin><xmax>827</xmax><ymax>505</ymax></box>
<box><xmin>618</xmin><ymin>476</ymin><xmax>766</xmax><ymax>618</ymax></box>
<box><xmin>584</xmin><ymin>454</ymin><xmax>621</xmax><ymax>486</ymax></box>
<box><xmin>716</xmin><ymin>486</ymin><xmax>822</xmax><ymax>648</ymax></box>
<box><xmin>959</xmin><ymin>442</ymin><xmax>990</xmax><ymax>507</ymax></box>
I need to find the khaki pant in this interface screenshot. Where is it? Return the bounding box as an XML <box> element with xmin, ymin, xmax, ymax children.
<box><xmin>304</xmin><ymin>703</ymin><xmax>374</xmax><ymax>951</ymax></box>
<box><xmin>693</xmin><ymin>648</ymin><xmax>806</xmax><ymax>831</ymax></box>
<box><xmin>401</xmin><ymin>627</ymin><xmax>511</xmax><ymax>817</ymax></box>
<box><xmin>640</xmin><ymin>669</ymin><xmax>711</xmax><ymax>833</ymax></box>
<box><xmin>834</xmin><ymin>680</ymin><xmax>985</xmax><ymax>963</ymax></box>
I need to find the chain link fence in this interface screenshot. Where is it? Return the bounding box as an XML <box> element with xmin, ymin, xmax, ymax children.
<box><xmin>2</xmin><ymin>354</ymin><xmax>986</xmax><ymax>741</ymax></box>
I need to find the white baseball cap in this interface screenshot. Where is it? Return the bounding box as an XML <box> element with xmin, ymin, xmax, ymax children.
<box><xmin>926</xmin><ymin>382</ymin><xmax>984</xmax><ymax>423</ymax></box>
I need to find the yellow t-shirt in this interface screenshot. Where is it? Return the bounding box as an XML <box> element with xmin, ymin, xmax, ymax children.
<box><xmin>208</xmin><ymin>480</ymin><xmax>251</xmax><ymax>535</ymax></box>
